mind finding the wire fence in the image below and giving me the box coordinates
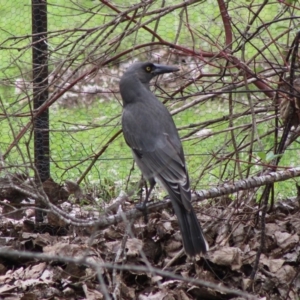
[1,0,300,206]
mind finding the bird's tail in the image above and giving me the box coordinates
[171,199,208,256]
[156,175,208,256]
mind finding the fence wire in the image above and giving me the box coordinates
[1,0,300,203]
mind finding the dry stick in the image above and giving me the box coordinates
[3,72,268,187]
[249,183,270,282]
[241,39,262,179]
[211,200,239,248]
[170,67,281,116]
[175,1,272,100]
[96,266,111,300]
[101,1,215,59]
[101,0,277,105]
[217,0,233,50]
[235,16,300,53]
[101,0,201,46]
[111,0,202,21]
[152,0,165,44]
[229,55,275,99]
[285,126,300,148]
[0,249,256,299]
[250,30,300,281]
[241,0,269,42]
[112,232,129,300]
[2,68,97,160]
[5,166,300,230]
[108,8,139,55]
[3,5,278,159]
[173,6,184,46]
[5,24,215,158]
[180,107,273,139]
[228,92,243,179]
[77,129,122,185]
[276,31,300,163]
[0,98,27,166]
[238,0,285,63]
[2,41,164,160]
[193,167,300,203]
[183,114,275,142]
[162,248,185,270]
[183,5,197,50]
[193,129,273,190]
[245,28,292,66]
[4,3,166,155]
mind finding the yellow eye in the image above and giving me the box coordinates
[145,66,151,72]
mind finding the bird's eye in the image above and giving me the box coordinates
[145,66,152,72]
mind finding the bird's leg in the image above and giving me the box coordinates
[137,176,145,203]
[136,178,156,223]
[144,178,156,206]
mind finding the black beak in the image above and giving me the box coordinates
[152,64,180,75]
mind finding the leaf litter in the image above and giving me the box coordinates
[0,177,300,299]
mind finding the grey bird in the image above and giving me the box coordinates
[120,61,208,256]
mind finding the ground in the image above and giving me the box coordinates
[0,178,300,299]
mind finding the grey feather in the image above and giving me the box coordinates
[120,62,208,256]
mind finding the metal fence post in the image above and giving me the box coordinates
[32,0,49,222]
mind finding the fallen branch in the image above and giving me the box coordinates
[3,166,300,229]
[0,248,256,299]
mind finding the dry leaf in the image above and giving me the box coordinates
[208,247,243,270]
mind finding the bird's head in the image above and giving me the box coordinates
[123,61,179,84]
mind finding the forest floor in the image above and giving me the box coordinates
[0,177,300,300]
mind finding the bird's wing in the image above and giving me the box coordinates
[123,107,191,209]
[142,134,186,181]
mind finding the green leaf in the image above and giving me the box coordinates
[257,152,266,161]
